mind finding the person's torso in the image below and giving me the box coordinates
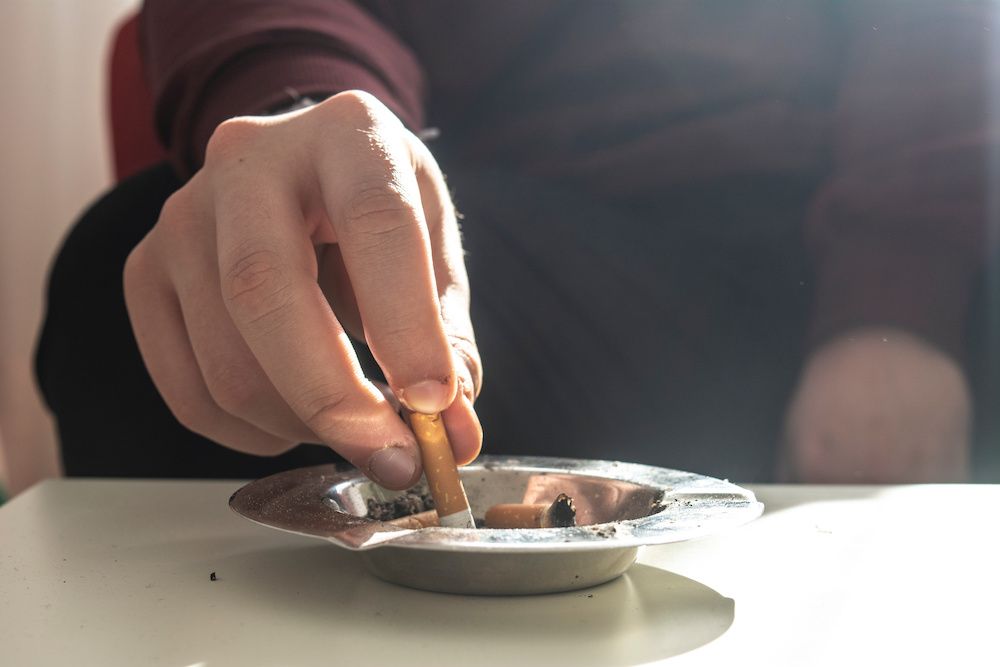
[370,1,842,205]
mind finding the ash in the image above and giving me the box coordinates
[366,490,435,521]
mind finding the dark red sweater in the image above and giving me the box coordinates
[141,0,998,361]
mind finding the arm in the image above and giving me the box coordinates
[141,0,426,174]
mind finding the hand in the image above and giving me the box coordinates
[123,91,482,489]
[781,328,970,483]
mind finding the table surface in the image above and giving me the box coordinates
[1,480,997,667]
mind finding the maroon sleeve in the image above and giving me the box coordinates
[140,0,426,175]
[806,2,997,361]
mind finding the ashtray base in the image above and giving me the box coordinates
[362,545,639,595]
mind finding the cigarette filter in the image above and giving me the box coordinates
[484,493,577,529]
[407,412,476,529]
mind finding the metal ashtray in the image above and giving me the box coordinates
[230,455,763,595]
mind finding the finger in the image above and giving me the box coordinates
[316,243,364,342]
[440,334,483,466]
[211,158,421,489]
[318,234,482,462]
[174,268,321,444]
[123,237,295,455]
[443,388,483,466]
[313,94,457,415]
[318,236,482,461]
[156,197,320,444]
[316,224,483,462]
[410,137,484,463]
[410,135,483,399]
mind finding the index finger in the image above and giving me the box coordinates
[313,94,457,415]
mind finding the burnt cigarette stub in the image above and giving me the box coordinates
[407,412,475,529]
[546,493,577,527]
[484,493,577,529]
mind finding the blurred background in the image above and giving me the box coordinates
[0,0,138,496]
[2,2,997,495]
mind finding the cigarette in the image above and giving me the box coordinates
[385,510,440,529]
[484,493,577,529]
[407,412,476,529]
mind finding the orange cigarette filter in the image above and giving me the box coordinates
[485,504,546,529]
[484,494,577,529]
[407,412,476,529]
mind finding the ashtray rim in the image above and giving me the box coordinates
[230,455,764,554]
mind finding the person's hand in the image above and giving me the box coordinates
[781,327,970,483]
[123,91,482,489]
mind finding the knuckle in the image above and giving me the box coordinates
[367,320,423,353]
[166,396,214,436]
[122,242,148,287]
[406,128,434,159]
[343,183,415,225]
[221,247,296,332]
[295,385,354,439]
[340,184,419,246]
[155,190,200,241]
[204,363,261,416]
[326,90,383,126]
[205,116,264,165]
[158,189,191,221]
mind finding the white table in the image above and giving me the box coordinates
[1,480,997,666]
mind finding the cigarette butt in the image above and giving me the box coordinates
[485,494,577,529]
[485,504,546,528]
[407,412,476,529]
[385,510,440,529]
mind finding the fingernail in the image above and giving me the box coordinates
[368,446,418,489]
[398,379,452,414]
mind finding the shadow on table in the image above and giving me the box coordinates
[209,544,734,665]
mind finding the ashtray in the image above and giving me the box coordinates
[229,455,763,595]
